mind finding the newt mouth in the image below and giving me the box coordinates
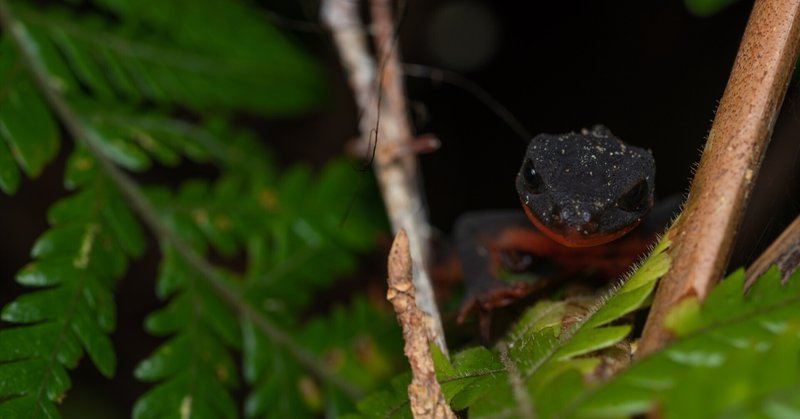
[522,204,640,247]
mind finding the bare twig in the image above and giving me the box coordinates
[321,0,448,355]
[0,0,363,400]
[745,214,800,288]
[387,230,455,419]
[638,0,800,356]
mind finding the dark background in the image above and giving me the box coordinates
[275,0,800,264]
[2,0,800,416]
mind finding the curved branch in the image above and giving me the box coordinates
[638,0,800,356]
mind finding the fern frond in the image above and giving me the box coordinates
[132,246,240,419]
[428,238,672,416]
[0,0,321,196]
[353,373,414,419]
[0,36,59,193]
[353,237,673,418]
[130,174,253,418]
[128,157,388,417]
[243,160,387,311]
[82,111,276,172]
[563,267,800,418]
[16,0,323,114]
[400,250,800,419]
[1,0,387,416]
[0,0,323,196]
[244,297,403,418]
[0,170,142,417]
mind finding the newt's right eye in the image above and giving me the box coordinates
[522,159,544,194]
[617,180,649,212]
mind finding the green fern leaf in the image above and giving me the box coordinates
[244,297,403,418]
[0,36,59,191]
[351,237,673,418]
[133,157,291,418]
[354,373,414,419]
[0,163,140,416]
[424,237,671,417]
[0,130,21,194]
[352,237,664,418]
[239,163,387,409]
[565,267,800,419]
[2,2,384,417]
[1,0,325,195]
[361,241,800,418]
[133,247,240,419]
[17,0,324,115]
[244,160,387,314]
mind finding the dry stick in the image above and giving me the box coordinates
[745,214,800,288]
[387,230,455,419]
[0,0,363,401]
[321,0,448,355]
[638,0,800,357]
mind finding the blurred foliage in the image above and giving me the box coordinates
[0,0,402,417]
[351,237,673,418]
[354,242,800,418]
[0,172,142,417]
[569,267,800,418]
[684,0,743,16]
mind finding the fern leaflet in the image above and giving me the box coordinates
[564,267,800,418]
[0,172,143,417]
[132,246,241,419]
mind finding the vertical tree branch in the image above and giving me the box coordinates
[638,0,800,356]
[387,230,455,419]
[321,0,448,355]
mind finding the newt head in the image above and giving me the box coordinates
[516,125,655,248]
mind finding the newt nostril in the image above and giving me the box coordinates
[558,208,573,224]
[558,207,598,234]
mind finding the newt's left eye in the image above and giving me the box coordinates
[618,180,649,212]
[522,159,544,194]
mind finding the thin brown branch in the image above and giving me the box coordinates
[387,230,455,419]
[745,214,800,288]
[321,0,448,355]
[0,0,363,400]
[638,0,800,356]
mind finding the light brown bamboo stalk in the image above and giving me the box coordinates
[321,0,448,355]
[638,0,800,356]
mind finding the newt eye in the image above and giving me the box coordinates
[521,159,544,194]
[618,180,649,212]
